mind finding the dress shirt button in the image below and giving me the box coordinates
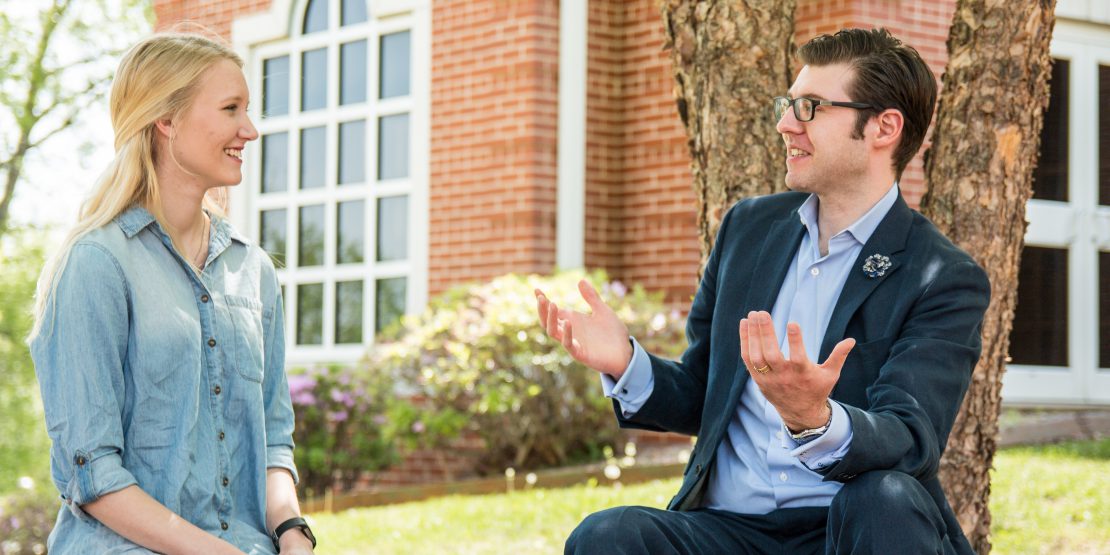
[218,431,225,440]
[208,338,217,347]
[222,477,229,487]
[810,267,820,276]
[780,472,788,482]
[200,294,209,303]
[213,385,221,395]
[221,521,229,531]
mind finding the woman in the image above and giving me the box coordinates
[30,33,314,554]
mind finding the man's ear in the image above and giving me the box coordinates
[153,117,174,139]
[872,109,903,148]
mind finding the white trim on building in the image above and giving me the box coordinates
[557,0,587,270]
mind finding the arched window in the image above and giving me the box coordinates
[237,0,427,364]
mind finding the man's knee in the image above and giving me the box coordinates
[831,470,934,519]
[828,470,946,552]
[564,506,663,555]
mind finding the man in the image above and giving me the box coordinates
[535,28,990,554]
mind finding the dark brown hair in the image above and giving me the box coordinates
[798,28,937,180]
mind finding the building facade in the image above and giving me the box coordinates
[152,0,1110,406]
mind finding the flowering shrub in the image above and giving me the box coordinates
[288,365,455,496]
[371,269,687,473]
[0,485,56,555]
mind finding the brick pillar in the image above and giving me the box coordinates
[428,0,561,296]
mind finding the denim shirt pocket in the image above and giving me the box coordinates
[225,295,265,383]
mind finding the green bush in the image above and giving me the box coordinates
[288,365,458,497]
[371,270,687,474]
[0,230,51,492]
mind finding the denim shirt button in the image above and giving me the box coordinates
[221,521,229,531]
[75,455,86,466]
[207,338,216,347]
[218,431,225,440]
[200,294,209,303]
[222,476,229,487]
[213,385,221,395]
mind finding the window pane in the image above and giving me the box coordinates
[380,31,411,99]
[300,126,326,189]
[302,0,327,34]
[342,0,368,26]
[1032,59,1068,202]
[301,48,327,111]
[299,204,325,267]
[262,132,288,193]
[1101,252,1110,367]
[339,120,365,185]
[336,280,364,344]
[260,209,287,266]
[1009,246,1068,366]
[337,200,365,264]
[377,195,408,261]
[1100,65,1110,206]
[378,113,409,180]
[297,283,324,345]
[263,56,289,118]
[341,40,367,105]
[376,277,406,334]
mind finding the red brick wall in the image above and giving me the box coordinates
[584,1,700,306]
[153,0,272,36]
[428,0,561,296]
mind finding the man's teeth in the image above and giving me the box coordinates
[224,148,242,159]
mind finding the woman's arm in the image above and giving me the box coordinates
[83,486,243,554]
[266,469,313,553]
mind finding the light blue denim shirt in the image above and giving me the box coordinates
[605,183,900,514]
[31,205,297,554]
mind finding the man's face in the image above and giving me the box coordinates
[775,63,870,194]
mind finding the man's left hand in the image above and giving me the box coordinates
[739,311,855,432]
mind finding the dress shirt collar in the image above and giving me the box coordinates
[796,182,900,248]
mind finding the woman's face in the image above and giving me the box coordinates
[168,59,258,188]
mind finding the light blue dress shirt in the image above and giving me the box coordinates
[31,205,297,554]
[603,184,900,514]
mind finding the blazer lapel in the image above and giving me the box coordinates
[819,195,914,361]
[722,213,806,412]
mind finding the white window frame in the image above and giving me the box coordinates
[230,0,430,366]
[1003,19,1110,406]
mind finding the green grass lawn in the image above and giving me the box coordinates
[307,438,1110,555]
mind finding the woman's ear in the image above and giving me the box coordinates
[153,117,174,139]
[873,109,903,148]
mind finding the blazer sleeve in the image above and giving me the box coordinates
[822,258,991,483]
[613,201,742,436]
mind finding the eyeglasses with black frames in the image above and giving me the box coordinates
[772,96,875,122]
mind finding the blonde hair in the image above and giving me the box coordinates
[30,32,242,340]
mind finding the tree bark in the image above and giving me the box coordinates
[921,1,1056,552]
[660,0,795,272]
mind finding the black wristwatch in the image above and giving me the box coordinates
[271,516,316,552]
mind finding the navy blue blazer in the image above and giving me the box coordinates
[617,192,990,552]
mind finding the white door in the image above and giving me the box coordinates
[1002,22,1110,406]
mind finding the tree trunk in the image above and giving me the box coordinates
[921,1,1056,552]
[660,0,795,272]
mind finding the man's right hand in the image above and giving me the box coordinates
[535,279,633,379]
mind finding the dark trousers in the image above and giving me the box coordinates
[565,471,954,555]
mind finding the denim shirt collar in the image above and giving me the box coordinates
[116,204,249,257]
